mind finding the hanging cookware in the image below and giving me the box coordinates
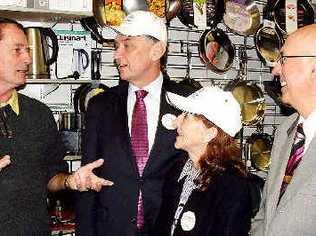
[225,47,266,125]
[273,0,314,35]
[177,0,224,28]
[254,0,283,66]
[254,20,283,66]
[73,83,109,114]
[248,132,273,171]
[199,28,235,74]
[26,27,59,79]
[223,0,261,36]
[165,0,183,21]
[80,0,127,44]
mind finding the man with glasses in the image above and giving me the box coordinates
[76,10,195,236]
[251,23,316,236]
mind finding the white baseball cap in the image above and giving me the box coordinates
[166,86,242,137]
[111,10,167,43]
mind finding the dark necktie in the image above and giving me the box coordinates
[279,123,305,201]
[131,90,149,229]
[0,105,13,139]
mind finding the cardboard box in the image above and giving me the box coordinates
[52,29,92,80]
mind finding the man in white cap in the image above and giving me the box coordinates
[76,10,196,235]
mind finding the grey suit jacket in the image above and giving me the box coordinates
[251,113,316,236]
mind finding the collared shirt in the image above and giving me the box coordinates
[0,90,19,115]
[171,159,201,236]
[301,109,316,153]
[127,74,163,152]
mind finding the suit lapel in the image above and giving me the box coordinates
[278,136,316,209]
[143,81,181,175]
[117,85,139,176]
[266,115,299,219]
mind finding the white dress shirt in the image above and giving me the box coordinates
[127,73,163,153]
[301,109,316,153]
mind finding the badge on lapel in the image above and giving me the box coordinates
[181,211,196,231]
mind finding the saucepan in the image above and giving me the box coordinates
[199,28,235,74]
[223,0,261,36]
[247,132,273,171]
[177,0,224,28]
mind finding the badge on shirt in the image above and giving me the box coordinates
[181,211,196,231]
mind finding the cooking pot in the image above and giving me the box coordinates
[273,0,314,35]
[223,0,261,36]
[248,132,273,171]
[199,28,235,74]
[177,0,224,28]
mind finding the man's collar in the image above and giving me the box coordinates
[0,90,19,115]
[129,73,163,98]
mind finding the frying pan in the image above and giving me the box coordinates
[223,0,261,36]
[199,28,235,74]
[177,0,224,28]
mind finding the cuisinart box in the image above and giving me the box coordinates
[53,29,92,80]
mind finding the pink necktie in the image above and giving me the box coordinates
[131,90,149,229]
[279,123,305,201]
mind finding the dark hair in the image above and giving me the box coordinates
[195,114,247,191]
[144,34,168,71]
[0,17,25,40]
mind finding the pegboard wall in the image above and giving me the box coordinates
[20,0,299,174]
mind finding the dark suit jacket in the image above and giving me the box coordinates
[76,76,195,236]
[153,159,252,236]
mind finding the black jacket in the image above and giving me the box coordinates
[153,159,253,236]
[76,76,196,236]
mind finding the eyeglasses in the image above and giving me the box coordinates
[277,54,316,66]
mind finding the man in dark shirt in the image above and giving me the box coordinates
[0,17,111,235]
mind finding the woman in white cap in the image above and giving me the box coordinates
[153,86,252,236]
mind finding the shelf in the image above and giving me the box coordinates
[26,79,95,84]
[0,6,92,22]
[64,155,81,161]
